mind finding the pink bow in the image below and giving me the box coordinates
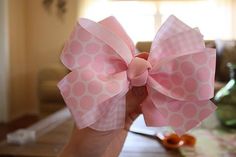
[58,15,216,135]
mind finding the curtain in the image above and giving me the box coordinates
[77,0,236,40]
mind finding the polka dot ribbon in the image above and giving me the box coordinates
[58,15,216,135]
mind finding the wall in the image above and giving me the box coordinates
[25,0,78,117]
[232,0,236,39]
[2,0,78,121]
[8,0,28,120]
[0,0,9,122]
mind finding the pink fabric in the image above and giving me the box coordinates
[58,15,216,135]
[127,56,152,86]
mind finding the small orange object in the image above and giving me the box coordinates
[180,134,196,147]
[130,129,196,150]
[162,133,183,149]
[160,133,196,149]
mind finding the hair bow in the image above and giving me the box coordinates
[58,15,216,135]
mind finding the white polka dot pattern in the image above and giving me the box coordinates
[144,87,216,135]
[61,24,126,73]
[58,69,129,129]
[58,15,217,134]
[149,49,216,101]
[58,20,130,130]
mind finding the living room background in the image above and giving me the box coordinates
[1,0,236,123]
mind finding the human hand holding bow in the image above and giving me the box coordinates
[59,86,147,157]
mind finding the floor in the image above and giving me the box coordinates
[0,115,39,141]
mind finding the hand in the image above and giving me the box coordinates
[125,86,148,129]
[59,86,148,157]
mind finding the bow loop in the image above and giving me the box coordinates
[149,48,216,101]
[58,69,129,129]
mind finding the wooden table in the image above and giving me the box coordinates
[0,118,72,157]
[0,109,235,157]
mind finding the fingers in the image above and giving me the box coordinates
[132,86,148,101]
[125,86,148,128]
[126,87,146,113]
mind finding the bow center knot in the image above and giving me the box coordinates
[127,52,152,86]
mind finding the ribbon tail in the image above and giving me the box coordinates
[171,100,216,135]
[90,90,127,131]
[141,96,168,126]
[147,86,216,135]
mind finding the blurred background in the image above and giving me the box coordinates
[0,0,236,127]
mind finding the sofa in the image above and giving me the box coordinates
[38,40,236,115]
